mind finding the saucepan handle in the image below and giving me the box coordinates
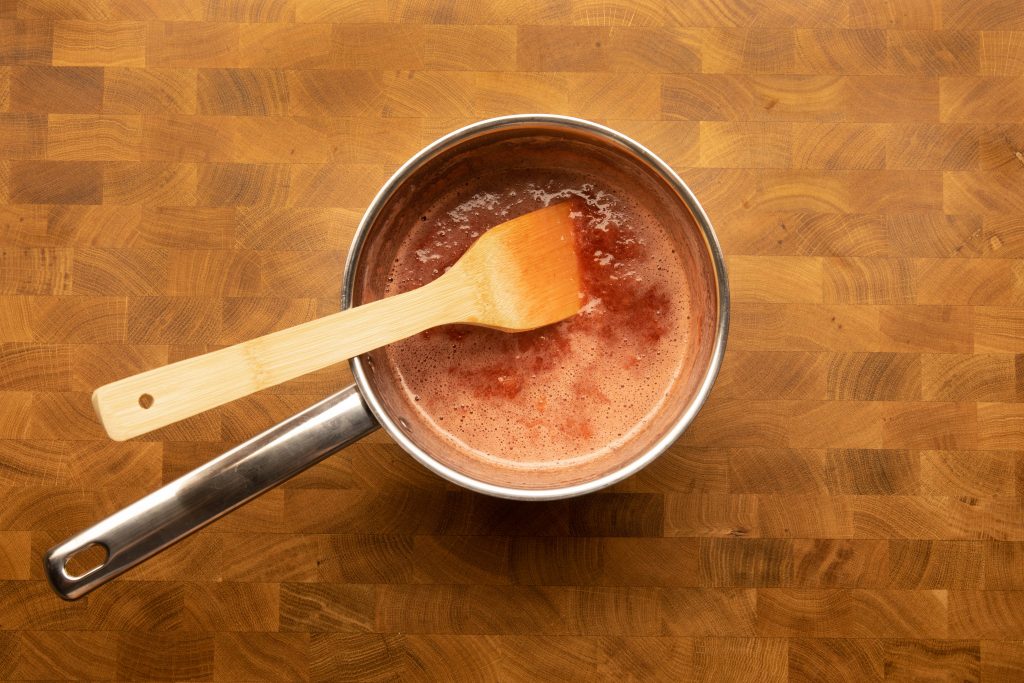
[44,384,378,600]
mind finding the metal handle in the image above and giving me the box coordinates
[44,384,378,600]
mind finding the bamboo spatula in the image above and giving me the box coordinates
[92,202,583,441]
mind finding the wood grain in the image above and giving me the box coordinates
[3,1,1023,679]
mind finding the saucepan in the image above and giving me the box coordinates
[44,115,729,599]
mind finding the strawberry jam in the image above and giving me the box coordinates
[382,169,696,470]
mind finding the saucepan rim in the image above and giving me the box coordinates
[342,114,729,500]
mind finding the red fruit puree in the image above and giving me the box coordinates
[382,168,696,472]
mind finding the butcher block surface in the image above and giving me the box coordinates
[2,0,1024,679]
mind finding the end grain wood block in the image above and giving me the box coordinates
[226,117,332,164]
[667,0,840,28]
[943,0,1024,31]
[235,206,357,251]
[136,206,233,249]
[714,351,827,399]
[197,163,289,206]
[981,30,1024,75]
[215,632,310,681]
[9,66,103,113]
[978,124,1024,170]
[30,296,126,343]
[197,68,289,116]
[624,446,730,494]
[0,532,31,579]
[219,297,320,343]
[824,257,916,304]
[663,74,846,122]
[719,213,889,257]
[886,30,978,75]
[0,297,34,341]
[791,539,889,588]
[950,591,1024,639]
[0,342,72,391]
[205,0,294,22]
[0,69,11,113]
[792,123,886,170]
[0,113,46,159]
[427,26,518,71]
[887,213,983,258]
[317,534,414,584]
[664,494,759,538]
[850,495,987,539]
[788,638,885,681]
[0,20,53,66]
[147,21,240,68]
[758,494,856,538]
[920,450,1017,497]
[728,256,823,303]
[4,631,119,680]
[2,6,1023,680]
[879,305,973,353]
[888,540,984,588]
[728,303,880,352]
[727,448,827,494]
[166,249,262,297]
[414,535,506,585]
[942,76,1024,122]
[9,161,102,204]
[826,352,922,400]
[237,23,333,68]
[755,588,948,638]
[331,24,425,70]
[921,354,1019,401]
[883,640,981,682]
[824,449,920,494]
[47,114,142,161]
[103,67,198,114]
[472,71,570,116]
[72,247,168,296]
[796,29,887,74]
[882,401,978,450]
[383,70,474,118]
[984,640,1024,681]
[116,632,214,681]
[700,121,791,168]
[693,637,788,683]
[140,114,233,162]
[0,391,33,438]
[103,162,197,204]
[510,537,698,587]
[311,633,407,681]
[0,485,148,532]
[182,582,280,632]
[885,123,978,170]
[0,248,73,295]
[51,21,146,66]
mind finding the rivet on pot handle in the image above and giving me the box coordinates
[44,385,378,600]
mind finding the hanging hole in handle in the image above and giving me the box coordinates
[139,394,154,409]
[63,542,109,579]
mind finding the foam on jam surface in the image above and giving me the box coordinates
[383,170,693,470]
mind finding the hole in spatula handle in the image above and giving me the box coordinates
[138,393,153,409]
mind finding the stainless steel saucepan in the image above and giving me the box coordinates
[44,115,729,599]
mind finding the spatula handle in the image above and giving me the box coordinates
[93,274,474,441]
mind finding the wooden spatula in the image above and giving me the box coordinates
[93,202,583,441]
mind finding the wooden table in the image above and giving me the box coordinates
[2,0,1024,679]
